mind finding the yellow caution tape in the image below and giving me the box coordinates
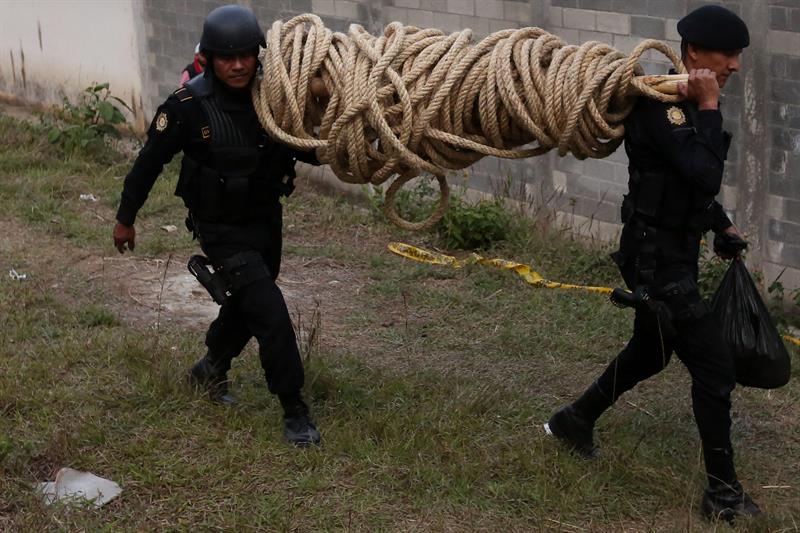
[783,334,800,347]
[388,242,800,347]
[388,242,612,295]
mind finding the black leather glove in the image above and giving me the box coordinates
[713,232,748,259]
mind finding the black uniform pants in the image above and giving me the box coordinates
[194,207,304,396]
[596,307,735,452]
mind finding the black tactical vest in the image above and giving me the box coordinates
[174,75,295,223]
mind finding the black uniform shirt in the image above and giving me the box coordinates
[116,77,318,226]
[622,93,733,234]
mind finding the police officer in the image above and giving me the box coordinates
[545,5,761,523]
[113,5,322,446]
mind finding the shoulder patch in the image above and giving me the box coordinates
[667,106,687,126]
[155,111,169,132]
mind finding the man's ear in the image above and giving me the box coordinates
[686,42,700,63]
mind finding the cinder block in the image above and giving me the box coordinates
[769,219,800,246]
[770,6,788,31]
[788,56,800,81]
[596,12,630,34]
[631,15,665,39]
[420,0,447,10]
[613,34,641,54]
[614,161,630,182]
[553,27,580,44]
[611,0,647,15]
[334,0,360,20]
[475,0,503,19]
[579,0,612,11]
[768,30,800,57]
[503,0,531,24]
[771,149,788,174]
[460,15,490,36]
[433,11,462,32]
[553,169,568,191]
[567,194,619,222]
[665,18,680,41]
[551,0,578,7]
[394,0,421,8]
[548,6,563,27]
[771,103,800,129]
[407,9,435,27]
[584,158,617,181]
[773,79,800,105]
[579,30,612,45]
[446,0,474,16]
[770,171,800,198]
[384,6,408,23]
[320,15,350,32]
[647,0,685,19]
[489,18,517,33]
[312,0,337,16]
[791,7,800,32]
[292,0,312,12]
[563,8,596,31]
[781,196,800,224]
[787,152,800,178]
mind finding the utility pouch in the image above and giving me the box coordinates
[187,255,230,305]
[656,278,710,321]
[219,250,270,291]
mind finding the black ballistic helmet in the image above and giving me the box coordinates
[200,4,266,54]
[677,5,750,51]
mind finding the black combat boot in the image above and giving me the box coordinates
[279,393,321,447]
[187,354,235,405]
[544,381,612,459]
[701,481,761,523]
[700,447,761,523]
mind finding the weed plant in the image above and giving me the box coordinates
[39,83,132,159]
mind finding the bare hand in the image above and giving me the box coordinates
[676,68,720,110]
[113,222,136,254]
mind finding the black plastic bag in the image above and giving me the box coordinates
[711,258,791,389]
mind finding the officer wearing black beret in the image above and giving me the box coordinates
[546,5,762,523]
[113,5,324,446]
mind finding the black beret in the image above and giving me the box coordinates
[677,5,750,50]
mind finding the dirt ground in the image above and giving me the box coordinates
[0,208,380,359]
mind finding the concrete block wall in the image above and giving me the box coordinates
[136,0,800,287]
[765,0,800,288]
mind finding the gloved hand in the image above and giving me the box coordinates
[713,231,748,260]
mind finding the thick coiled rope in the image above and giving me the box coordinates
[252,14,685,230]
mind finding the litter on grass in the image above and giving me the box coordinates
[9,269,27,280]
[38,468,122,508]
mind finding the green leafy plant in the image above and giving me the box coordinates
[697,242,729,299]
[436,195,512,250]
[365,179,439,224]
[41,82,131,154]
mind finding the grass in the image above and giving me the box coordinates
[1,111,799,531]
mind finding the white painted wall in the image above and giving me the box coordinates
[0,0,146,127]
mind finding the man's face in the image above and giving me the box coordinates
[212,51,257,89]
[686,44,742,88]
